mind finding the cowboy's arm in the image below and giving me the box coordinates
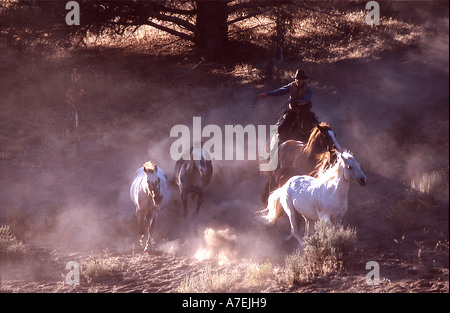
[260,83,292,98]
[266,83,292,96]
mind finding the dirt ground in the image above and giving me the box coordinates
[0,6,449,294]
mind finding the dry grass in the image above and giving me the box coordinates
[179,259,275,293]
[242,259,273,288]
[411,168,449,201]
[81,252,115,283]
[229,7,423,63]
[0,224,27,255]
[179,264,237,293]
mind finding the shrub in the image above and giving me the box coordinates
[284,219,357,285]
[0,224,27,255]
[81,257,113,283]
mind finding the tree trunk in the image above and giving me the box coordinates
[195,0,229,60]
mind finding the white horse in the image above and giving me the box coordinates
[130,161,171,252]
[263,151,367,246]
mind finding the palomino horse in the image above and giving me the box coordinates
[130,161,171,252]
[174,146,213,218]
[263,151,367,246]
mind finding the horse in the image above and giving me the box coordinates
[278,122,342,171]
[174,145,213,218]
[260,149,337,207]
[261,122,342,207]
[263,150,367,247]
[277,104,320,144]
[130,161,171,252]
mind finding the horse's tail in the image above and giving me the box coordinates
[263,188,283,225]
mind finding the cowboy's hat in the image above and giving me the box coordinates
[295,69,309,80]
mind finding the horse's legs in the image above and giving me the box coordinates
[303,216,310,238]
[181,190,188,218]
[194,187,203,216]
[307,219,316,237]
[136,209,146,248]
[285,201,304,247]
[331,216,342,227]
[285,211,304,242]
[289,212,304,246]
[144,215,156,253]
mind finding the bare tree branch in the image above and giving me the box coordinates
[227,0,276,13]
[144,20,195,42]
[148,12,197,33]
[228,7,272,25]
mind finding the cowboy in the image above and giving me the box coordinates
[259,69,313,141]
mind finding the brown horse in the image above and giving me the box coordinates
[278,122,341,172]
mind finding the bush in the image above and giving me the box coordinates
[0,224,27,256]
[81,256,113,283]
[284,219,357,285]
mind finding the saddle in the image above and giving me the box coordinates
[277,101,317,144]
[289,100,312,111]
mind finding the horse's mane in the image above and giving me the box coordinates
[317,150,352,181]
[143,160,158,174]
[309,149,334,177]
[191,147,207,161]
[304,122,331,157]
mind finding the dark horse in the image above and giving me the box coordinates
[175,146,213,218]
[277,103,320,144]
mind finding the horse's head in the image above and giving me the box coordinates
[340,152,367,186]
[143,161,163,205]
[312,122,343,153]
[190,147,210,176]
